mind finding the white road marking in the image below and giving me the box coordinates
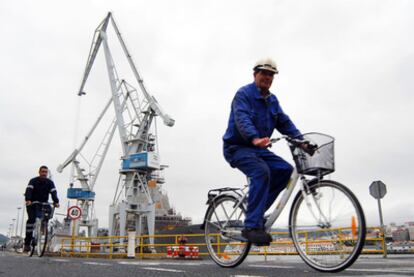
[157,261,203,266]
[142,267,185,273]
[51,258,70,262]
[231,275,267,277]
[347,267,414,273]
[118,261,161,266]
[83,261,111,266]
[249,264,293,269]
[356,259,414,264]
[337,275,412,277]
[118,260,204,266]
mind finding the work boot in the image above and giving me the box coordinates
[241,228,272,246]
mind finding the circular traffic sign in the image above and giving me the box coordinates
[369,181,387,199]
[68,205,82,220]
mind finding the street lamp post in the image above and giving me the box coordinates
[11,219,16,237]
[8,224,13,238]
[16,207,21,237]
[20,205,25,237]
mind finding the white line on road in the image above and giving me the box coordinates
[51,258,70,262]
[249,264,294,269]
[336,275,413,277]
[142,267,185,273]
[356,259,414,264]
[83,261,111,266]
[231,275,267,277]
[347,267,414,273]
[118,261,204,266]
[157,261,203,266]
[118,261,161,266]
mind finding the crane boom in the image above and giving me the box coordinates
[78,13,111,96]
[110,14,175,127]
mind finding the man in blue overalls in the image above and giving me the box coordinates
[223,58,302,244]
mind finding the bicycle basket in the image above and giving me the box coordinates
[290,132,335,176]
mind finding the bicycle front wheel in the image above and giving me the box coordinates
[289,180,366,272]
[36,220,48,257]
[204,195,251,268]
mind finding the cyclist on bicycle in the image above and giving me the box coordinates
[223,58,302,244]
[23,165,59,252]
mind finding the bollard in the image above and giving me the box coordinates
[127,231,136,259]
[172,246,179,258]
[166,246,173,258]
[192,247,199,259]
[184,246,191,258]
[178,245,185,257]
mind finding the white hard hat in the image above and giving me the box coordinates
[253,58,278,74]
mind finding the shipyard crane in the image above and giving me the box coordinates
[57,12,174,244]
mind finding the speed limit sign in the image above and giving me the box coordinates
[68,205,82,220]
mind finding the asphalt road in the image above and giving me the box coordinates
[1,252,414,277]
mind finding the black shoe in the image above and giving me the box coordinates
[23,245,31,253]
[241,228,272,246]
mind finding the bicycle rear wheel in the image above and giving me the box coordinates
[204,195,251,267]
[289,180,366,272]
[36,220,48,257]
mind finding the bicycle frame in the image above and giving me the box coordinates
[217,170,300,237]
[29,202,54,257]
[264,169,300,231]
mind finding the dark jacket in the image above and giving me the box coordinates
[223,82,301,148]
[25,177,59,204]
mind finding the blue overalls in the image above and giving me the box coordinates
[223,82,301,229]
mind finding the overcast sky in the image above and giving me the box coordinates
[1,0,413,235]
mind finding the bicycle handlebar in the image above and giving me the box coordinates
[30,201,56,206]
[269,135,318,156]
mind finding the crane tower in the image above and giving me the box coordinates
[57,12,174,243]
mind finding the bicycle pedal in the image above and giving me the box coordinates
[255,241,271,246]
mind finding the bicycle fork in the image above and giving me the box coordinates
[300,180,331,229]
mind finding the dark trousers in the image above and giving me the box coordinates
[225,147,293,229]
[24,204,40,246]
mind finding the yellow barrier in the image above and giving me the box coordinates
[59,226,389,258]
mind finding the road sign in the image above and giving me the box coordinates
[68,205,82,220]
[369,180,387,258]
[370,181,387,199]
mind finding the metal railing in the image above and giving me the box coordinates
[59,227,388,258]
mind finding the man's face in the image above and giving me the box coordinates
[254,70,275,92]
[39,168,48,178]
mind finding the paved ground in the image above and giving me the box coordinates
[1,251,414,276]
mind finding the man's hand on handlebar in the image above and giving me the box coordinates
[54,203,60,208]
[300,141,318,156]
[252,137,271,149]
[26,201,32,206]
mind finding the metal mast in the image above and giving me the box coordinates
[57,12,174,244]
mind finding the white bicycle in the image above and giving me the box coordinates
[29,202,55,257]
[202,133,366,272]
